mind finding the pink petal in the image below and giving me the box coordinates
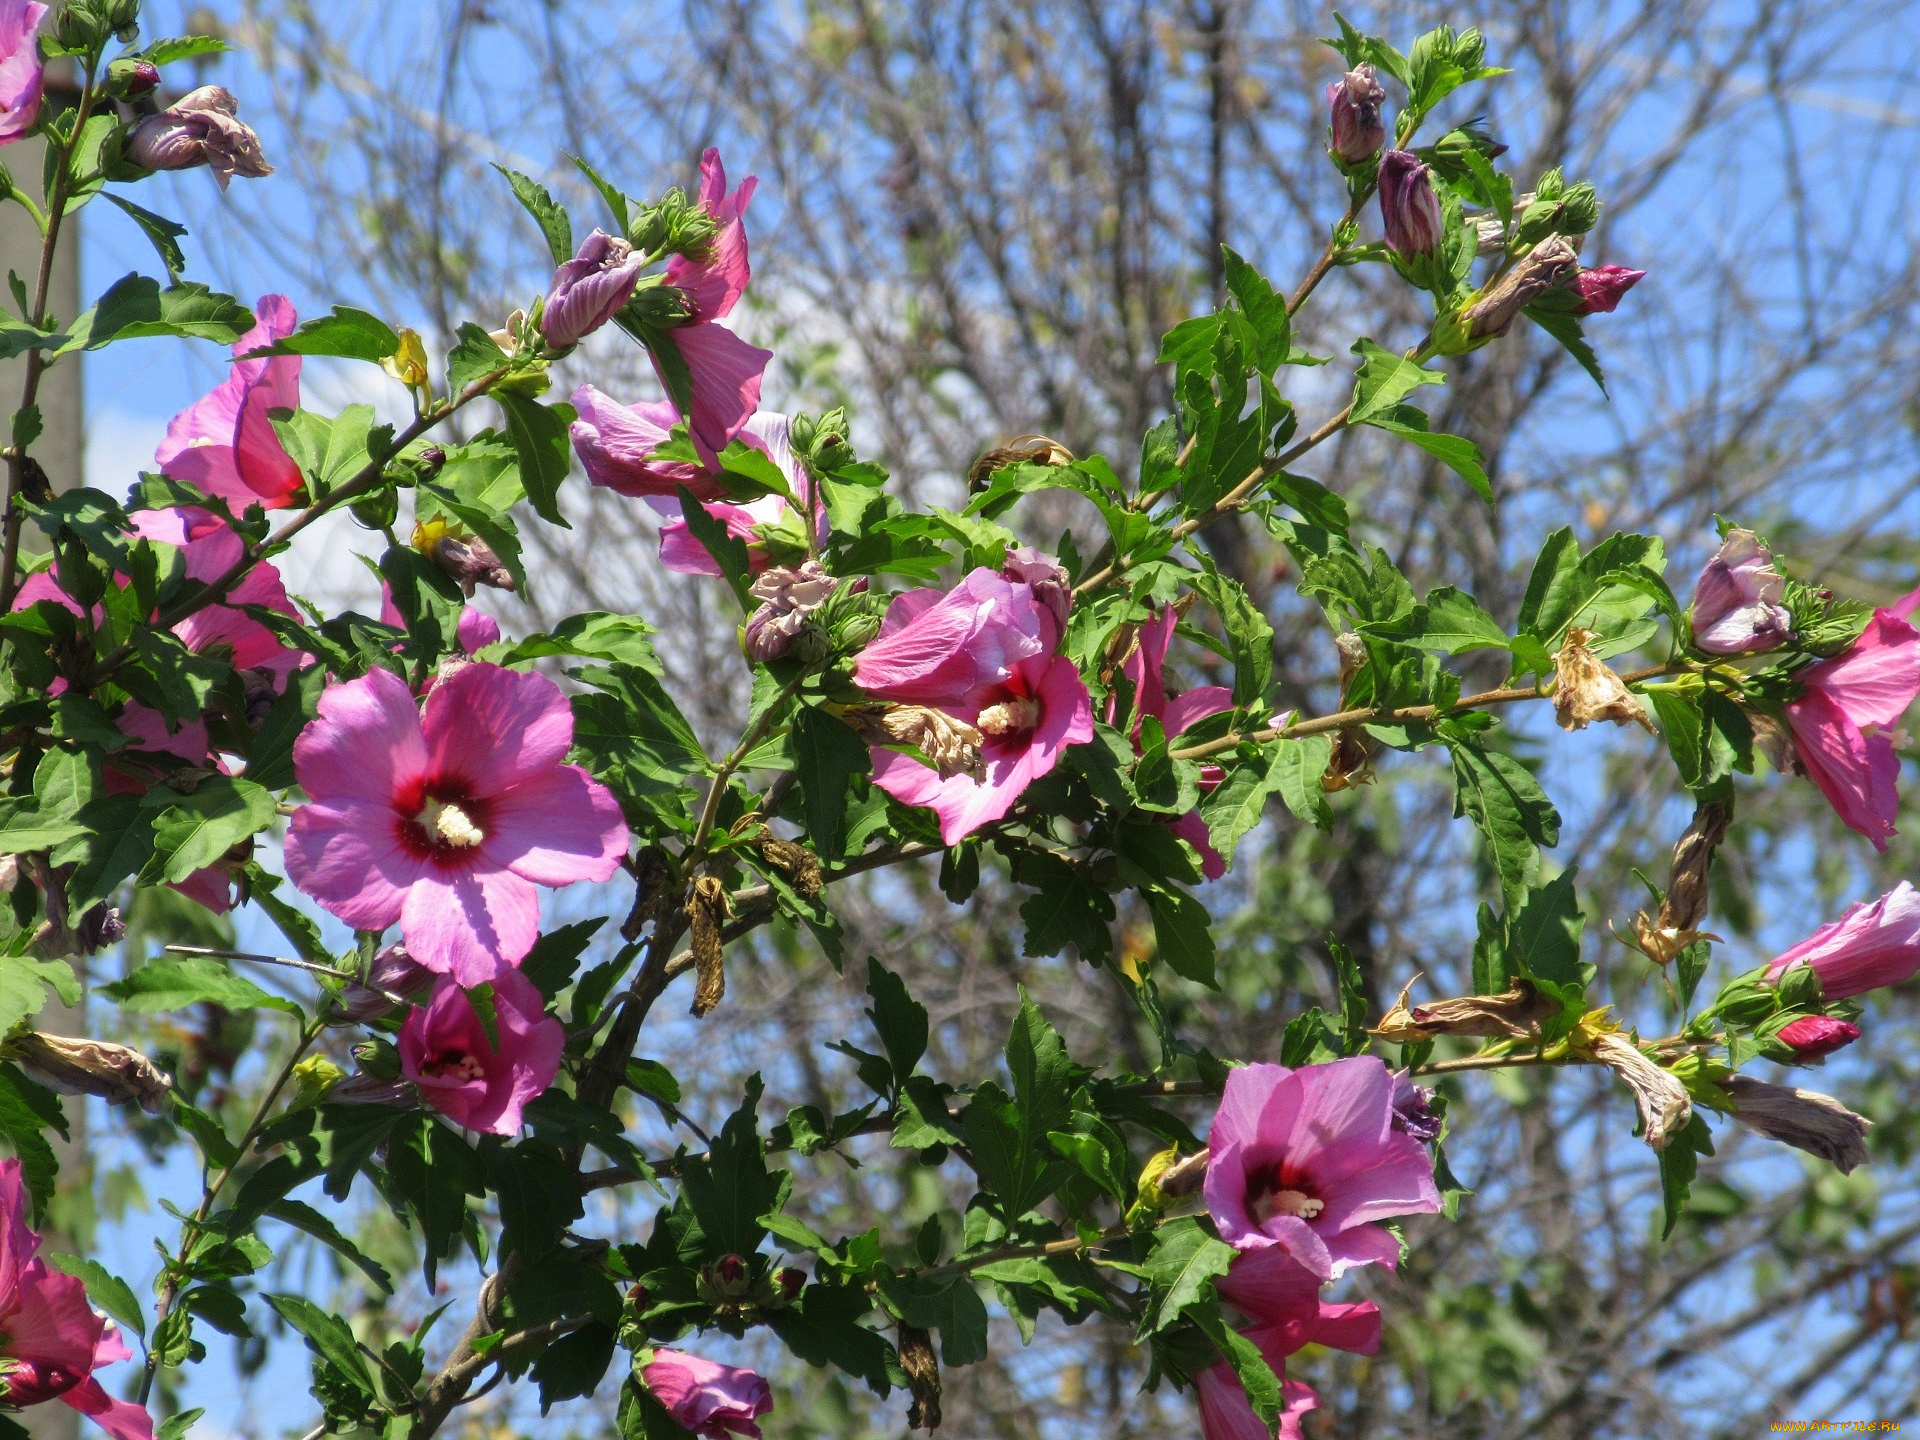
[399,866,540,985]
[1122,607,1177,723]
[420,663,575,799]
[1800,608,1920,729]
[669,321,772,468]
[569,384,725,500]
[485,763,630,887]
[283,800,428,932]
[1164,685,1235,739]
[1214,1245,1322,1323]
[292,665,427,809]
[1209,1064,1295,1160]
[5,1262,105,1391]
[1788,692,1899,850]
[1168,808,1227,881]
[458,607,501,652]
[61,1377,154,1440]
[0,1157,38,1300]
[1321,1223,1404,1276]
[232,354,303,501]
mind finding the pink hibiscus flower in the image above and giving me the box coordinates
[1113,606,1234,879]
[855,558,1092,843]
[284,663,630,986]
[656,149,773,467]
[0,2,48,146]
[1765,881,1920,999]
[128,507,305,686]
[570,389,726,500]
[652,414,822,577]
[155,295,304,510]
[0,1160,151,1440]
[641,1349,772,1439]
[1203,1056,1441,1279]
[398,969,563,1135]
[1784,586,1920,851]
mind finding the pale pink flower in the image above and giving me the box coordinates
[569,388,727,500]
[656,150,773,466]
[0,1160,152,1440]
[1113,606,1233,879]
[1203,1056,1441,1279]
[124,86,270,188]
[1765,882,1920,999]
[641,1349,772,1439]
[1690,529,1791,655]
[156,295,303,509]
[398,969,563,1135]
[1785,586,1920,850]
[0,3,48,145]
[284,663,630,985]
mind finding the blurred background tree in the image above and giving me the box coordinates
[98,1,1920,1434]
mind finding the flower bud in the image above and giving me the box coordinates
[774,1268,806,1305]
[1390,1071,1443,1143]
[328,1076,412,1107]
[10,1033,171,1113]
[743,561,839,663]
[335,944,436,1024]
[381,327,431,393]
[1773,1015,1861,1061]
[1690,528,1790,654]
[1568,264,1644,316]
[125,87,273,190]
[109,59,161,101]
[1325,64,1387,165]
[351,1037,404,1081]
[1556,183,1600,235]
[418,446,447,474]
[1590,1031,1691,1151]
[289,1054,345,1109]
[1460,236,1580,343]
[1553,627,1654,733]
[696,1254,756,1303]
[540,230,647,349]
[1722,1074,1871,1173]
[350,487,400,532]
[73,904,125,954]
[1378,149,1445,259]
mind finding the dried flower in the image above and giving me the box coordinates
[1462,236,1580,340]
[846,706,985,781]
[1590,1031,1690,1151]
[966,434,1073,492]
[9,1033,170,1114]
[1722,1074,1871,1173]
[898,1324,941,1432]
[125,86,272,188]
[1372,981,1564,1043]
[411,518,514,596]
[1628,799,1730,964]
[1553,627,1653,733]
[742,561,838,663]
[688,875,730,1017]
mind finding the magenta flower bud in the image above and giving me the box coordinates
[127,60,159,96]
[776,1267,805,1302]
[1775,1015,1861,1060]
[540,230,647,348]
[1378,149,1445,258]
[125,86,273,189]
[715,1254,748,1290]
[336,944,437,1024]
[1690,529,1791,655]
[1568,264,1644,316]
[1766,883,1920,999]
[1325,64,1387,165]
[641,1350,772,1438]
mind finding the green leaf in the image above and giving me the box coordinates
[874,1273,990,1367]
[145,775,276,883]
[45,1253,145,1339]
[571,662,708,789]
[1525,303,1606,392]
[865,959,927,1084]
[1220,246,1290,373]
[243,305,400,362]
[142,35,232,63]
[61,276,254,351]
[792,707,870,862]
[1507,870,1587,987]
[246,662,324,791]
[387,1113,485,1286]
[1011,850,1114,963]
[1449,742,1560,912]
[1348,338,1445,425]
[1372,586,1509,655]
[1202,750,1275,869]
[0,1067,63,1222]
[1656,1112,1715,1239]
[496,612,660,672]
[1648,689,1705,789]
[1138,1215,1235,1334]
[493,165,573,266]
[101,193,188,277]
[1270,734,1334,830]
[490,1142,586,1259]
[1190,1303,1284,1431]
[265,1200,395,1295]
[497,392,574,527]
[264,1293,376,1392]
[532,1320,617,1412]
[679,1076,785,1257]
[1146,887,1217,987]
[446,324,510,398]
[0,953,77,1035]
[1361,404,1491,502]
[102,957,297,1016]
[1190,568,1273,708]
[961,994,1077,1218]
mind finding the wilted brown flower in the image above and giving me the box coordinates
[688,875,731,1017]
[1722,1074,1872,1173]
[10,1033,171,1113]
[1591,1031,1690,1151]
[1463,235,1581,340]
[899,1324,942,1432]
[1627,798,1731,964]
[1554,627,1654,733]
[966,434,1074,492]
[847,705,984,780]
[1372,980,1565,1043]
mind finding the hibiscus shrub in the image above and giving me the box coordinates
[0,7,1910,1439]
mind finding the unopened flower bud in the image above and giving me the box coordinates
[351,1037,404,1081]
[10,1033,171,1114]
[697,1254,756,1303]
[1689,528,1790,654]
[1568,264,1644,316]
[1462,236,1580,341]
[1773,1015,1861,1061]
[1378,149,1445,258]
[1590,1031,1691,1152]
[743,561,839,663]
[335,944,436,1024]
[1325,64,1387,165]
[328,1076,412,1107]
[540,230,647,349]
[350,487,400,532]
[1553,627,1654,734]
[1722,1074,1871,1173]
[111,59,161,100]
[418,446,447,473]
[775,1268,806,1303]
[289,1054,346,1109]
[125,87,273,190]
